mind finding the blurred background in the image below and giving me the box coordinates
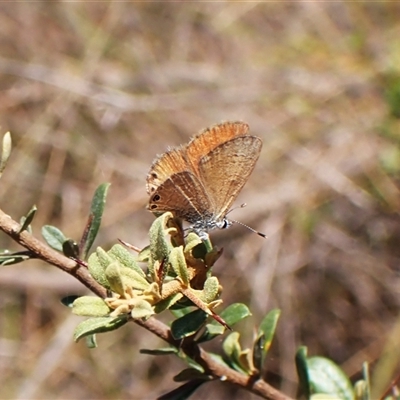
[1,2,400,399]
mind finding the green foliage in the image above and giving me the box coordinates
[254,309,281,371]
[19,205,36,234]
[296,346,355,400]
[42,225,66,252]
[197,303,252,343]
[0,250,31,266]
[171,309,208,340]
[1,179,378,399]
[80,183,110,259]
[41,183,110,260]
[68,210,228,344]
[73,316,129,342]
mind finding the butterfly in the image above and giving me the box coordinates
[146,121,263,239]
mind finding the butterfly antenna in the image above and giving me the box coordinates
[231,219,267,238]
[227,203,247,216]
[227,204,266,238]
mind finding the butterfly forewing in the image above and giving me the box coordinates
[197,136,262,219]
[185,122,250,177]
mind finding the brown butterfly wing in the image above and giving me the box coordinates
[147,171,212,224]
[147,122,249,195]
[197,135,262,219]
[146,148,188,195]
[185,121,250,176]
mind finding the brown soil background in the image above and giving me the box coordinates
[1,3,400,399]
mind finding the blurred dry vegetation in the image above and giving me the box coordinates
[1,2,400,399]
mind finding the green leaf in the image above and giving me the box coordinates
[137,245,150,263]
[0,131,12,178]
[108,244,145,278]
[157,380,207,400]
[222,332,252,374]
[197,276,220,304]
[95,247,114,269]
[296,346,311,399]
[307,356,354,400]
[169,246,189,285]
[0,250,31,266]
[219,303,251,326]
[105,260,150,294]
[171,309,208,340]
[173,368,210,382]
[296,347,354,400]
[130,298,155,320]
[149,212,173,264]
[197,303,251,343]
[73,315,128,342]
[259,309,280,352]
[153,293,183,314]
[104,261,126,296]
[72,296,111,317]
[41,225,67,252]
[19,205,37,233]
[85,334,97,349]
[140,347,178,356]
[170,298,195,311]
[80,183,110,260]
[254,308,281,370]
[252,334,265,373]
[87,251,110,289]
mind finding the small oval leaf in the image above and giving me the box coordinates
[73,315,128,342]
[307,356,354,400]
[42,225,67,252]
[72,296,111,317]
[219,303,251,326]
[171,309,208,340]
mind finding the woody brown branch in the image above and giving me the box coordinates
[0,208,107,298]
